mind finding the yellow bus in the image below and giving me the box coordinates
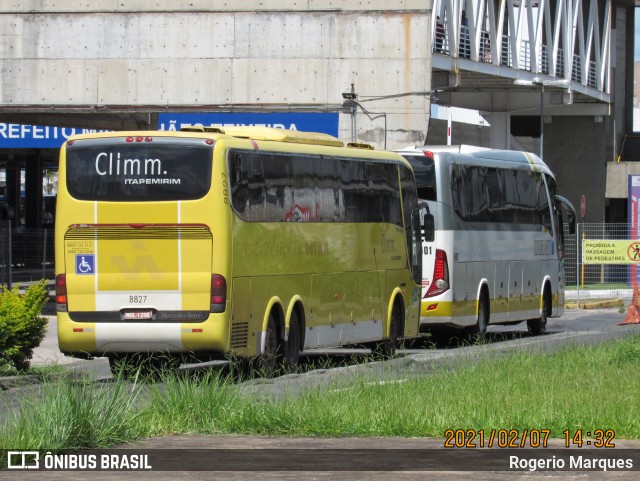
[55,127,429,374]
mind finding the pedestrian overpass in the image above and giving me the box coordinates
[428,0,617,151]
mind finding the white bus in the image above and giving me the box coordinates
[395,145,576,337]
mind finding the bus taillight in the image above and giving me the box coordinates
[55,274,68,312]
[211,274,227,312]
[125,136,153,143]
[425,249,449,298]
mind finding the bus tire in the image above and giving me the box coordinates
[468,293,489,340]
[284,310,301,369]
[108,353,179,380]
[527,291,549,335]
[373,301,401,359]
[107,353,137,379]
[258,313,281,377]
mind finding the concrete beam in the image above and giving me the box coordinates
[0,1,429,13]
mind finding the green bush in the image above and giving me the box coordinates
[0,281,49,371]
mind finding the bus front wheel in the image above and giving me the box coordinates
[468,294,488,340]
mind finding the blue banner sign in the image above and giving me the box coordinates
[158,112,338,137]
[0,124,110,148]
[0,112,339,149]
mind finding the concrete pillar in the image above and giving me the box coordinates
[488,112,509,149]
[544,116,607,223]
[5,158,20,229]
[25,154,42,229]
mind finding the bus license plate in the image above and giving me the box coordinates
[123,310,153,320]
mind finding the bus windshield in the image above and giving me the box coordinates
[403,154,437,201]
[65,137,213,201]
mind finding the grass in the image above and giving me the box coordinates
[1,334,640,454]
[1,372,143,450]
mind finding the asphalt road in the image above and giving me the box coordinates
[2,306,639,480]
[28,305,636,381]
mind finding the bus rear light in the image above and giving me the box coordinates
[425,249,449,298]
[124,136,152,143]
[427,303,438,311]
[55,274,68,311]
[421,150,435,159]
[211,274,227,312]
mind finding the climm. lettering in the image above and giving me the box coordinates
[95,152,163,176]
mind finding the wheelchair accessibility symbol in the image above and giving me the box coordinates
[75,254,95,275]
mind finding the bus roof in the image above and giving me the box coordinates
[396,144,491,154]
[63,126,406,156]
[204,126,345,147]
[396,144,553,174]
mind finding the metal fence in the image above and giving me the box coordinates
[568,223,635,307]
[0,222,54,290]
[0,221,633,307]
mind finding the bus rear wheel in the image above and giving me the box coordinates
[373,303,401,359]
[284,311,301,369]
[107,354,132,378]
[527,292,549,335]
[107,353,180,379]
[257,314,281,377]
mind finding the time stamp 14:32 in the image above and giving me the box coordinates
[443,429,616,448]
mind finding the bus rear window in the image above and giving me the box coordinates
[65,137,213,201]
[402,154,437,201]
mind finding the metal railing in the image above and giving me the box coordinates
[568,223,636,307]
[0,222,54,289]
[0,221,632,308]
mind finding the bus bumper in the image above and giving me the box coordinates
[57,312,228,355]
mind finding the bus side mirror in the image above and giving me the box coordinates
[567,211,576,235]
[422,212,435,242]
[554,195,577,235]
[418,201,435,242]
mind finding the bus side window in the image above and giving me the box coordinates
[229,150,265,219]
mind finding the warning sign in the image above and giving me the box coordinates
[582,240,640,264]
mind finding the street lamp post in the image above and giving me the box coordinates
[514,77,571,161]
[536,80,545,160]
[341,85,435,148]
[341,84,358,143]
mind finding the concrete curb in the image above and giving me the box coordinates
[0,374,41,390]
[565,299,625,310]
